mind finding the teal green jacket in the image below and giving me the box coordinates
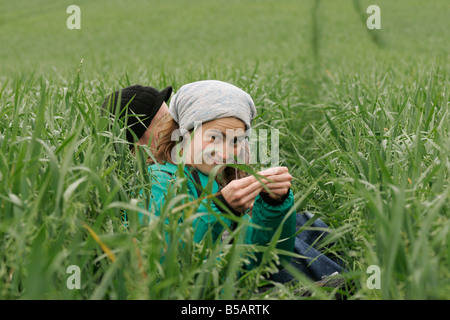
[143,162,296,268]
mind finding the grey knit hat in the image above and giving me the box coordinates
[169,80,256,130]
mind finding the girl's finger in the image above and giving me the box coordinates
[241,185,263,205]
[242,179,265,194]
[258,166,288,176]
[235,175,257,188]
[261,173,292,183]
[264,181,291,190]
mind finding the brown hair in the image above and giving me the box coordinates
[149,115,248,187]
[151,115,179,165]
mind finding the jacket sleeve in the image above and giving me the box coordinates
[138,170,175,224]
[244,189,296,268]
[144,170,231,244]
[189,186,233,244]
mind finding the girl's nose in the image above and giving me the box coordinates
[214,146,234,163]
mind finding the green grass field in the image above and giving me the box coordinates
[0,0,449,300]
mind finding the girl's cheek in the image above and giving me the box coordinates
[189,135,203,164]
[202,140,212,150]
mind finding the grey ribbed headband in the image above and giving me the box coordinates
[169,80,257,131]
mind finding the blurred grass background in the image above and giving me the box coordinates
[1,0,448,77]
[0,0,449,299]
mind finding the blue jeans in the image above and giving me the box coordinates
[271,212,346,283]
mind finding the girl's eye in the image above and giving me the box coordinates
[233,136,244,145]
[209,134,221,142]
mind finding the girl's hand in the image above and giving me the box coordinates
[258,167,292,200]
[220,175,262,213]
[219,166,292,213]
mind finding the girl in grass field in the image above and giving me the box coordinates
[143,80,344,280]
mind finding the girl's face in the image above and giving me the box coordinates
[186,117,246,175]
